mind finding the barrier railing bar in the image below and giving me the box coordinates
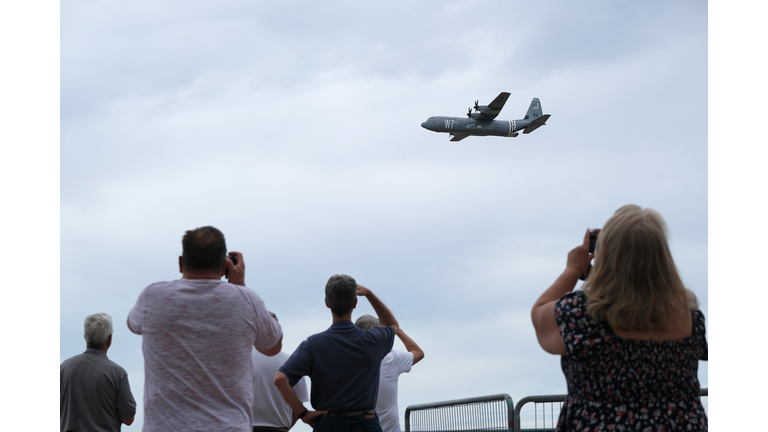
[405,394,514,432]
[406,389,706,432]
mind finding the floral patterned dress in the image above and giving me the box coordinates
[555,290,708,431]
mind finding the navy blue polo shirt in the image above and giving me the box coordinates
[279,321,395,412]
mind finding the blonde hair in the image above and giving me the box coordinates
[583,205,697,331]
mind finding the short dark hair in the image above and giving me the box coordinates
[325,274,357,317]
[181,226,227,270]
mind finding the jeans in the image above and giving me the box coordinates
[312,415,382,432]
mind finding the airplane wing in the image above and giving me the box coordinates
[480,92,511,120]
[450,134,470,142]
[523,114,550,134]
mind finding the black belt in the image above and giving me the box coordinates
[253,427,288,432]
[321,410,376,418]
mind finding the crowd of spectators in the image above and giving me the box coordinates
[61,226,422,432]
[62,207,708,432]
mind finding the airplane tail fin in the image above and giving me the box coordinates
[523,114,550,134]
[524,98,543,120]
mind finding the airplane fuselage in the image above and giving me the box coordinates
[421,116,534,138]
[421,95,549,141]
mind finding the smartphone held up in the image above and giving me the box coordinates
[580,229,600,281]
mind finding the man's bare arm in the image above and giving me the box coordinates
[357,285,399,332]
[121,417,134,426]
[274,372,327,427]
[396,328,424,365]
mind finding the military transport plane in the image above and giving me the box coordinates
[421,92,550,141]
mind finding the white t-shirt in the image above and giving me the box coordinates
[375,350,414,432]
[128,279,282,432]
[251,349,309,428]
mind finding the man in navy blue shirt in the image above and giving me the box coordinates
[275,274,398,432]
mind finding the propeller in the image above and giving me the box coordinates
[467,107,472,118]
[474,100,480,111]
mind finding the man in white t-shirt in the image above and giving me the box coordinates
[355,315,425,432]
[252,312,309,432]
[128,226,283,432]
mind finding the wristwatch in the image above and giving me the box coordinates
[298,408,309,419]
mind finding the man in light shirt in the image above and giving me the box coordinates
[355,314,425,432]
[252,312,309,432]
[128,226,283,432]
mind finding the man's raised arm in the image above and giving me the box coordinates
[357,285,399,332]
[396,328,424,365]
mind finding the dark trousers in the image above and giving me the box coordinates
[313,415,382,432]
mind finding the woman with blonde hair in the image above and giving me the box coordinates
[531,205,707,431]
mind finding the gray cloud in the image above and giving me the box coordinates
[61,1,708,430]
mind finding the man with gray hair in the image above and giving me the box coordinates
[60,313,136,432]
[355,315,425,432]
[275,274,399,432]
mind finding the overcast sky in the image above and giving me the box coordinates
[59,1,709,431]
[6,1,765,431]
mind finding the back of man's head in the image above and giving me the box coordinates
[354,314,380,330]
[325,274,357,317]
[84,313,113,349]
[182,226,227,270]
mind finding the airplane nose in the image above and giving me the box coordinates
[421,121,428,129]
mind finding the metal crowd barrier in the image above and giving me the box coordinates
[405,389,708,432]
[512,388,708,432]
[405,394,514,432]
[512,394,563,432]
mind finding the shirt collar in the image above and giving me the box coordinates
[85,347,107,358]
[330,321,355,329]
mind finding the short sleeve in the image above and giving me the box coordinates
[392,350,413,375]
[279,340,312,387]
[368,326,396,360]
[555,291,608,358]
[693,309,708,361]
[116,367,137,419]
[244,290,283,352]
[127,288,147,334]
